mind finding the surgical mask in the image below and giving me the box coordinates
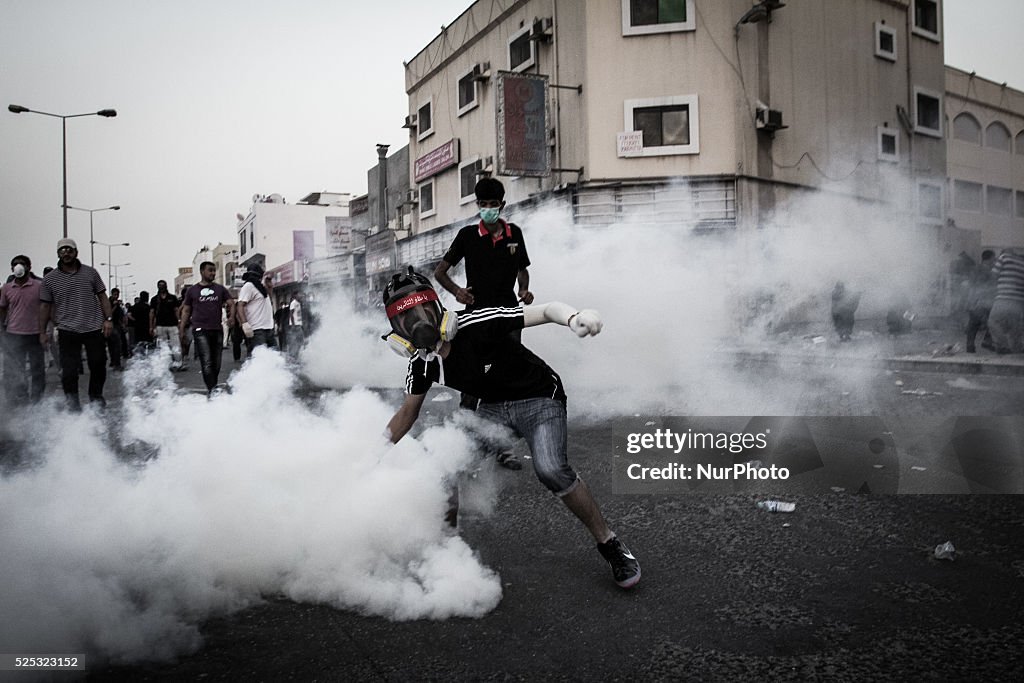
[479,207,501,225]
[12,264,26,278]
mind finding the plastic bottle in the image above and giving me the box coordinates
[756,500,796,513]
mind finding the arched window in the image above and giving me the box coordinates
[1016,130,1024,155]
[985,122,1011,152]
[952,113,981,144]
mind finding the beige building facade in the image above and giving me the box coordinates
[402,0,948,254]
[945,66,1024,251]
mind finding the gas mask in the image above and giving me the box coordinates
[382,268,457,358]
[12,264,27,279]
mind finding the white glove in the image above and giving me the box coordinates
[569,309,602,337]
[241,321,254,338]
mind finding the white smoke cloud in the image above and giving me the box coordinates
[302,185,946,418]
[0,350,501,664]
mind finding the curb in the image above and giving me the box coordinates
[728,349,1024,377]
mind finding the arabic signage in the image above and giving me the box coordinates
[414,138,460,183]
[496,71,550,177]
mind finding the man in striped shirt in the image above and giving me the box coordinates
[39,238,114,410]
[987,249,1024,354]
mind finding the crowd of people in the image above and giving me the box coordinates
[0,240,310,408]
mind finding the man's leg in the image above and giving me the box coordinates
[57,330,82,407]
[84,331,107,402]
[209,331,223,386]
[24,335,46,402]
[194,331,218,391]
[2,334,28,402]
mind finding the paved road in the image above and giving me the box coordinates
[3,348,1022,681]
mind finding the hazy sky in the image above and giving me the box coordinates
[1,0,1021,292]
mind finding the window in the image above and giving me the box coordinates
[985,122,1011,152]
[953,180,983,212]
[918,182,942,222]
[913,87,942,137]
[874,22,897,61]
[458,157,483,204]
[249,228,254,249]
[623,95,700,156]
[1017,131,1024,155]
[877,126,899,162]
[419,181,435,218]
[456,67,479,116]
[622,0,695,35]
[240,232,246,256]
[508,24,535,72]
[952,113,981,144]
[1016,191,1024,219]
[417,99,433,142]
[987,185,1012,216]
[912,0,940,41]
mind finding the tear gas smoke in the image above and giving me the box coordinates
[0,350,501,664]
[305,184,946,417]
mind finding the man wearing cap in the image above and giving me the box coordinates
[0,255,46,403]
[39,239,114,410]
[236,262,277,355]
[382,269,641,590]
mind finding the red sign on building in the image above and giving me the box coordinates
[414,138,460,183]
[496,71,550,177]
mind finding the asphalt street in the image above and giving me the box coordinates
[3,342,1023,681]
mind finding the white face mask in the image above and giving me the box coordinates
[12,264,26,278]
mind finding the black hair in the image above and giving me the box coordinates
[200,261,215,270]
[474,177,505,201]
[982,250,995,260]
[11,255,30,268]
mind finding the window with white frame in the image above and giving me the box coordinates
[622,0,695,36]
[417,99,433,142]
[624,95,699,156]
[952,113,981,144]
[457,68,479,116]
[418,181,435,218]
[877,126,899,162]
[874,22,897,61]
[987,185,1012,216]
[1016,191,1024,219]
[913,87,942,137]
[912,0,940,41]
[459,158,483,204]
[918,182,942,222]
[985,122,1011,152]
[508,25,535,72]
[953,180,983,212]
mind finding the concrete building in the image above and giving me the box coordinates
[945,66,1024,251]
[235,192,351,293]
[399,0,949,262]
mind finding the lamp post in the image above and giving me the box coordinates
[102,261,130,293]
[66,205,120,266]
[94,239,130,287]
[7,104,117,238]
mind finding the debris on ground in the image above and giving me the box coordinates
[934,541,956,561]
[901,388,944,396]
[755,500,796,513]
[930,343,961,357]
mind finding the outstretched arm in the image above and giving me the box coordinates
[523,302,602,336]
[386,392,428,443]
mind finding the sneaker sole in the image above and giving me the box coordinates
[616,567,641,589]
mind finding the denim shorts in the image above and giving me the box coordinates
[476,397,579,495]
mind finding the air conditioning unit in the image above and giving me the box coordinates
[529,17,553,42]
[482,156,494,173]
[406,189,419,204]
[402,113,418,129]
[755,106,787,132]
[471,61,491,82]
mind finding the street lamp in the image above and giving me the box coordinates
[65,204,120,266]
[94,238,130,287]
[102,261,130,293]
[8,104,117,238]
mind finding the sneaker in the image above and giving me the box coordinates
[496,451,523,470]
[597,536,641,589]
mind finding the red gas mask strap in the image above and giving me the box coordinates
[386,288,439,319]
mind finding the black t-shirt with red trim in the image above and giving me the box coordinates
[441,220,530,308]
[404,306,565,404]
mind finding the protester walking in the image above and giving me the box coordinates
[0,255,46,403]
[149,280,184,370]
[236,263,276,355]
[179,261,234,395]
[987,249,1024,354]
[38,239,113,410]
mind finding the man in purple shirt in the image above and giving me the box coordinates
[0,255,45,403]
[179,261,234,395]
